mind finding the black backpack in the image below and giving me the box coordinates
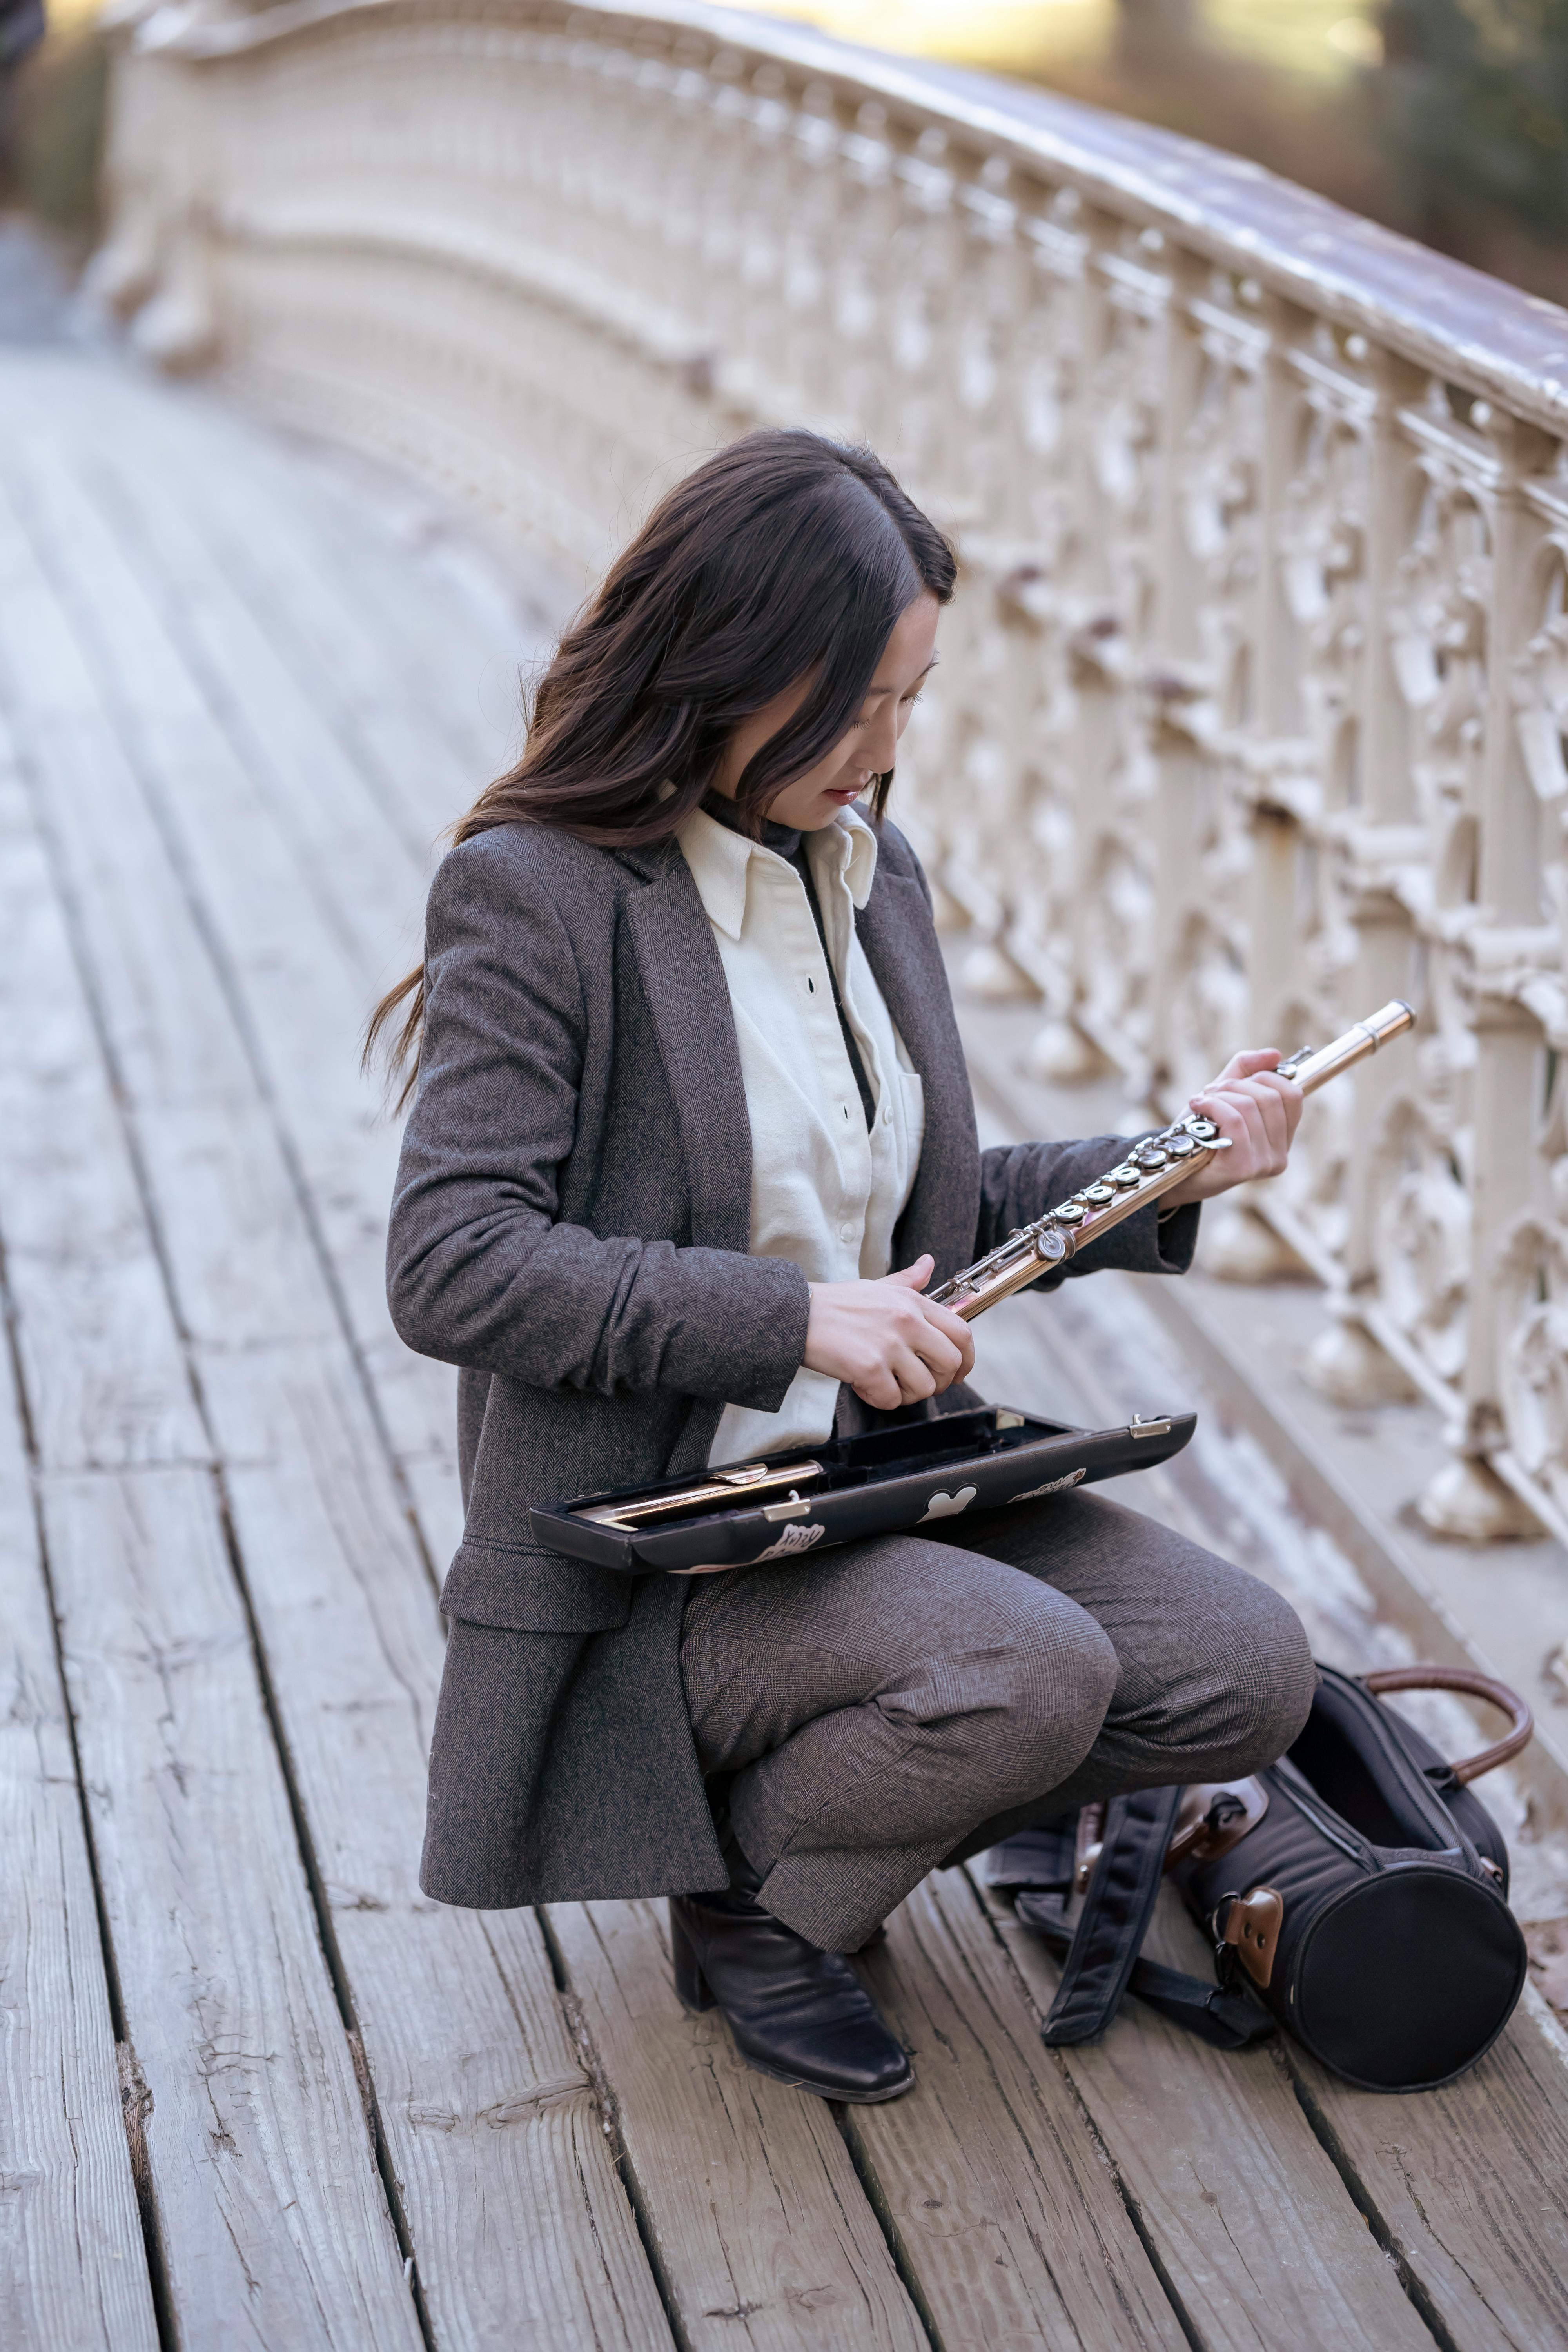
[987,1663,1534,2093]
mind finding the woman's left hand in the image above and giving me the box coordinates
[1160,1049,1303,1209]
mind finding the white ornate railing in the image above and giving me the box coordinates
[94,0,1568,1546]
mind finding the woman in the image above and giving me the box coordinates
[375,429,1315,2106]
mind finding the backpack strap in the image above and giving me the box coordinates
[1035,1785,1181,2045]
[1091,1938,1274,2050]
[997,1791,1276,2052]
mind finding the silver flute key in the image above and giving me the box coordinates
[929,1002,1414,1324]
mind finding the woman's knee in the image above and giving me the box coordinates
[1202,1577,1317,1774]
[1253,1592,1318,1761]
[963,1593,1119,1804]
[1090,1555,1316,1786]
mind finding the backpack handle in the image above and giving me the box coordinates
[1362,1664,1533,1783]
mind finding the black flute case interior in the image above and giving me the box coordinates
[530,1403,1197,1574]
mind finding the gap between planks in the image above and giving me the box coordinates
[0,1265,162,2350]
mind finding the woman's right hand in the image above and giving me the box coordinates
[803,1254,975,1410]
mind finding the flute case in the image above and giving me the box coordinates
[529,1402,1196,1575]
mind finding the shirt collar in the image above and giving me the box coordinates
[676,806,755,941]
[812,802,879,913]
[677,801,880,940]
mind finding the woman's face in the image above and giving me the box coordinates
[712,593,940,831]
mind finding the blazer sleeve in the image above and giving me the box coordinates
[975,1136,1201,1288]
[385,835,809,1408]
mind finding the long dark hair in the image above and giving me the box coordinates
[367,428,955,1100]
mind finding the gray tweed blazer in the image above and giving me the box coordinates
[390,817,1197,1909]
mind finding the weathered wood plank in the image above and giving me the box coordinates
[152,410,523,852]
[0,428,454,1488]
[0,661,426,2345]
[0,707,204,1475]
[61,401,483,1545]
[12,367,495,1557]
[985,1878,1434,2351]
[1133,1887,1568,2349]
[850,1870,1186,2351]
[21,384,510,1574]
[213,1343,675,2351]
[0,1325,160,2351]
[0,399,673,2349]
[547,1898,928,2352]
[24,359,522,810]
[45,1465,426,2351]
[8,372,528,1572]
[67,428,432,994]
[1283,2003,1568,2352]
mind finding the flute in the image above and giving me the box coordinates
[928,1000,1416,1323]
[569,1002,1414,1534]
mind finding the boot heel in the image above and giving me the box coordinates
[670,1904,716,2014]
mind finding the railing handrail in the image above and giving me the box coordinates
[140,0,1568,434]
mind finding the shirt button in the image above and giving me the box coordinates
[881,1103,893,1125]
[840,1221,855,1244]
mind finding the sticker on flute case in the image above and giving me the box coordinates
[753,1522,826,1561]
[1009,1466,1088,1503]
[918,1485,978,1523]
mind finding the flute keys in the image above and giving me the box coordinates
[1187,1118,1218,1142]
[1083,1183,1116,1204]
[1109,1163,1142,1187]
[1167,1134,1198,1158]
[1035,1227,1068,1262]
[1051,1201,1087,1225]
[1134,1143,1169,1169]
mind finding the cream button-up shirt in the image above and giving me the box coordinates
[676,802,926,1465]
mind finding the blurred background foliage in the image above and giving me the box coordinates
[735,0,1568,303]
[5,0,1568,302]
[5,0,104,235]
[1382,0,1568,253]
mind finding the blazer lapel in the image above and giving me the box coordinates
[855,869,982,1281]
[619,842,753,1255]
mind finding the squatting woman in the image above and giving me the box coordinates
[373,429,1316,2104]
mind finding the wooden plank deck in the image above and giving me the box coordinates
[3,346,1568,2351]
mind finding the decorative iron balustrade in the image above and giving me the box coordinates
[93,0,1568,1546]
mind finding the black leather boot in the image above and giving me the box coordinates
[669,1889,914,2103]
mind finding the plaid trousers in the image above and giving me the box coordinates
[679,1485,1315,1953]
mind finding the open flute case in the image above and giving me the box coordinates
[530,1404,1197,1575]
